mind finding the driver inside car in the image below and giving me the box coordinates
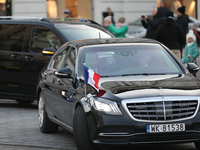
[137,51,151,67]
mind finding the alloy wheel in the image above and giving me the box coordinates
[38,93,44,128]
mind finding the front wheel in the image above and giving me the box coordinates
[73,106,97,150]
[38,92,58,133]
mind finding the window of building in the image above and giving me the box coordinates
[47,0,57,18]
[0,0,6,16]
[157,0,197,18]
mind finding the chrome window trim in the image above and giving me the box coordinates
[121,96,200,123]
[81,43,159,49]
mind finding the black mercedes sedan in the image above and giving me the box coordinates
[37,38,200,150]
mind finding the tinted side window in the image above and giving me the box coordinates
[53,48,69,69]
[63,48,76,76]
[0,24,26,52]
[31,26,60,53]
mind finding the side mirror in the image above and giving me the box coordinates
[187,63,199,74]
[55,68,72,78]
[42,47,56,56]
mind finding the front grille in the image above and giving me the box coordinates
[126,100,198,121]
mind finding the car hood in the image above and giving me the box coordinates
[98,73,200,101]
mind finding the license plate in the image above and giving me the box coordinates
[147,123,185,133]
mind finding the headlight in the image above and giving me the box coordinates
[92,98,122,115]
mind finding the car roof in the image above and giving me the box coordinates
[0,17,104,28]
[65,38,161,49]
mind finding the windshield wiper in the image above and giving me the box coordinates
[101,75,121,77]
[122,73,166,76]
[101,73,167,77]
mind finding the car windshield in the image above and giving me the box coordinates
[78,44,183,77]
[55,24,114,41]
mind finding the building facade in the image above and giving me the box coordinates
[94,0,199,25]
[0,0,199,25]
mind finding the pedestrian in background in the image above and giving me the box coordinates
[154,11,185,60]
[103,16,112,29]
[103,7,115,25]
[181,30,199,64]
[158,0,170,18]
[176,6,189,58]
[107,17,128,38]
[141,7,163,39]
[61,9,71,21]
[176,6,189,35]
[63,9,71,18]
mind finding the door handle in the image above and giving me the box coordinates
[25,56,34,61]
[11,54,19,59]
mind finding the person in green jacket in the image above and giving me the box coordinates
[106,17,128,38]
[181,30,199,64]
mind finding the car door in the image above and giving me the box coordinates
[45,46,78,127]
[21,25,63,98]
[0,24,26,96]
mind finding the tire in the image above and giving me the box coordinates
[195,141,200,150]
[73,106,97,150]
[38,91,58,133]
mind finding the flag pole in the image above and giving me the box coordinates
[83,63,87,101]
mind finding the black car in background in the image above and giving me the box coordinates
[37,38,200,150]
[0,17,115,103]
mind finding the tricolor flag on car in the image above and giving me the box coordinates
[84,66,101,89]
[84,66,106,97]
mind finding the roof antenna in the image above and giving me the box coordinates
[99,32,101,39]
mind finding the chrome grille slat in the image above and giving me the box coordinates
[130,110,161,113]
[126,100,198,121]
[165,107,196,112]
[133,114,165,117]
[128,105,163,108]
[166,102,197,107]
[165,111,194,117]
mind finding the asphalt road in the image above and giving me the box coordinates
[0,99,198,150]
[0,99,76,150]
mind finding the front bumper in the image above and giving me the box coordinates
[87,111,200,146]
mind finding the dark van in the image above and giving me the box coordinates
[0,17,115,103]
